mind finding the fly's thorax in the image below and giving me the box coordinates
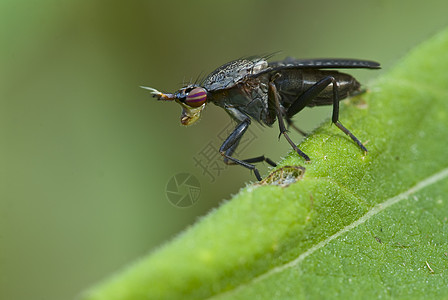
[210,75,271,124]
[201,58,269,91]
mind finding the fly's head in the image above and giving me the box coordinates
[141,85,208,126]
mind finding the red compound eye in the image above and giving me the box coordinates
[185,87,207,107]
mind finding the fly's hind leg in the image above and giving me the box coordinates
[285,76,367,154]
[328,79,368,153]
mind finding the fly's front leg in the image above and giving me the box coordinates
[223,138,276,167]
[219,119,274,181]
[285,76,367,154]
[269,74,311,161]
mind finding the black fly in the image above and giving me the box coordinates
[142,57,380,181]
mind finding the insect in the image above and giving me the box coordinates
[142,56,380,181]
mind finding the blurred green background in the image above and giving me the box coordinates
[1,1,447,299]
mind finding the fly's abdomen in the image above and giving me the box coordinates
[302,70,360,106]
[275,69,361,108]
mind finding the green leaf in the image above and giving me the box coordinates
[80,28,448,300]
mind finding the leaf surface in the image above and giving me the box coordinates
[81,28,448,300]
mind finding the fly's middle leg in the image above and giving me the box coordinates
[285,117,307,136]
[285,76,367,154]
